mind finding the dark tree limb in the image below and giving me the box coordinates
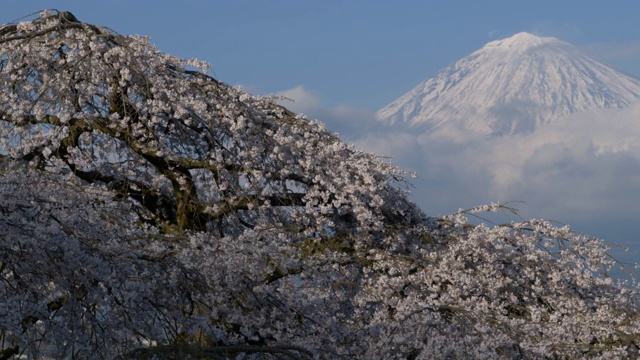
[119,344,314,360]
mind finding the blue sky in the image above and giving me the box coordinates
[4,2,640,262]
[3,1,640,109]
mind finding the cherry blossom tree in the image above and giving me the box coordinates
[1,10,639,359]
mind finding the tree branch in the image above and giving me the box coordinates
[120,344,313,360]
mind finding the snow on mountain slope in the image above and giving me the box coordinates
[377,32,640,137]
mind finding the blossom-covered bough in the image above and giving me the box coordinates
[0,10,639,359]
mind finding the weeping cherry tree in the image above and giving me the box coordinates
[1,10,640,359]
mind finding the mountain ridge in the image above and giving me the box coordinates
[377,32,640,137]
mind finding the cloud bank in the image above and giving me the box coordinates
[364,105,640,267]
[275,85,640,263]
[275,85,383,143]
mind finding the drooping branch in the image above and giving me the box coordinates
[0,107,349,233]
[0,9,413,239]
[207,193,307,220]
[0,11,113,45]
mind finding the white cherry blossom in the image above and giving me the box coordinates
[0,10,639,360]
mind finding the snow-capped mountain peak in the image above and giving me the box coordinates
[377,32,640,137]
[488,32,558,51]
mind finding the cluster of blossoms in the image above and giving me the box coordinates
[0,10,639,359]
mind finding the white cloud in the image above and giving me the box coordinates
[528,22,581,40]
[274,85,321,114]
[272,86,640,261]
[273,85,385,142]
[348,102,640,262]
[482,104,640,203]
[487,30,501,39]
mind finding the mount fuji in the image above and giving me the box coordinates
[377,32,640,137]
